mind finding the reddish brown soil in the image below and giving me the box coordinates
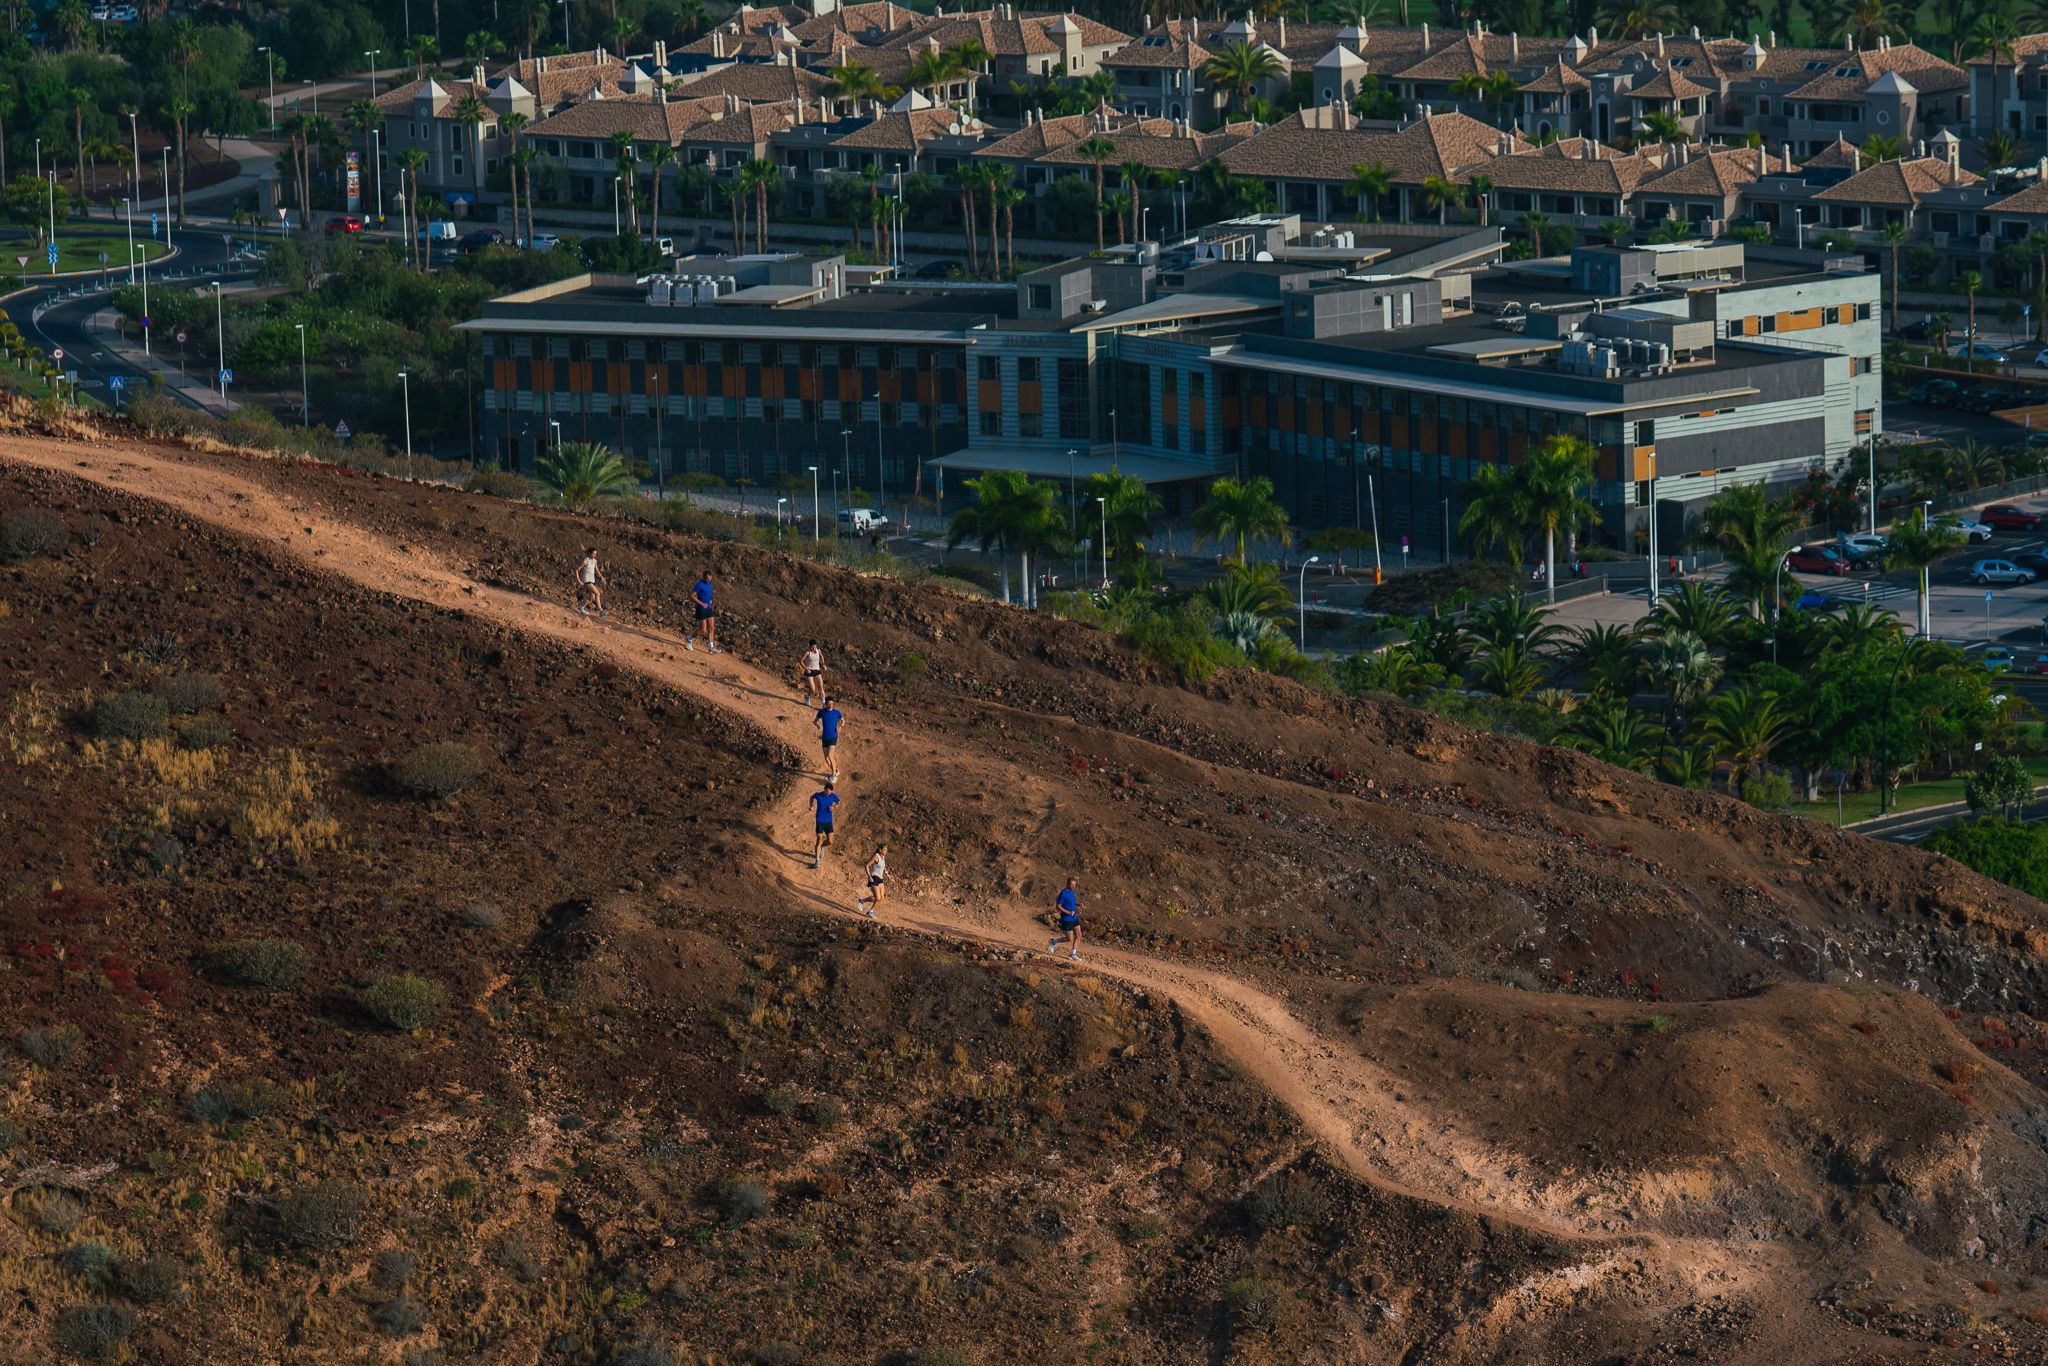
[2,433,2048,1366]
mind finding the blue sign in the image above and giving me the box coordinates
[44,243,56,265]
[138,316,149,328]
[109,376,122,389]
[1987,589,1995,603]
[151,214,158,234]
[218,368,231,383]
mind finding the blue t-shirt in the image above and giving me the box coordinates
[1056,888,1079,921]
[817,707,842,742]
[809,790,839,825]
[694,579,713,609]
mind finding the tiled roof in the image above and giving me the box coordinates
[1633,146,1764,198]
[687,101,796,147]
[1036,126,1247,173]
[1220,109,1520,184]
[1103,19,1211,69]
[1812,155,1980,203]
[1475,145,1656,195]
[1533,136,1624,160]
[1625,64,1712,101]
[1801,134,1863,169]
[1394,33,1493,81]
[1519,61,1590,93]
[974,109,1163,159]
[373,78,491,115]
[671,62,833,104]
[525,95,732,144]
[1962,32,2048,65]
[1976,175,2048,214]
[871,14,1056,55]
[1576,35,1738,78]
[829,107,978,149]
[788,1,920,41]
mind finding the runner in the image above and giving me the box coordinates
[807,777,839,868]
[798,640,827,706]
[857,843,888,918]
[1048,876,1082,960]
[685,570,719,652]
[575,548,607,617]
[815,695,843,777]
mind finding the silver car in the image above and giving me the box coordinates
[1972,558,2038,585]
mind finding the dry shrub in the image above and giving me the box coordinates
[1854,1021,1878,1036]
[1947,1086,1976,1107]
[1180,1157,1215,1191]
[1244,1169,1325,1230]
[1983,1017,2009,1035]
[178,712,233,750]
[213,939,310,989]
[462,469,534,500]
[19,1188,85,1235]
[718,1175,771,1225]
[495,1236,542,1282]
[1223,1277,1283,1335]
[187,1077,284,1122]
[808,1097,844,1127]
[17,1024,82,1069]
[54,1304,133,1363]
[360,976,447,1031]
[2,507,67,558]
[2025,1306,2048,1325]
[462,900,503,928]
[137,735,217,787]
[390,742,483,799]
[119,1256,186,1304]
[154,750,340,864]
[1006,1006,1035,1028]
[158,672,224,714]
[275,1180,367,1247]
[1939,1059,1975,1085]
[1980,1279,2003,1296]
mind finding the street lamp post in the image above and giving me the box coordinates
[211,280,224,398]
[121,198,132,285]
[1920,500,1933,638]
[1868,438,1878,537]
[839,428,852,521]
[809,464,820,541]
[259,47,275,133]
[1441,496,1451,566]
[400,369,414,475]
[1367,474,1384,585]
[650,368,664,496]
[777,496,788,526]
[1097,495,1108,588]
[367,52,384,225]
[871,391,884,514]
[1646,450,1659,603]
[135,237,148,356]
[1066,445,1079,578]
[295,323,308,423]
[1297,556,1321,649]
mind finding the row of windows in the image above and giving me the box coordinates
[1242,379,1625,444]
[487,336,968,369]
[491,391,961,426]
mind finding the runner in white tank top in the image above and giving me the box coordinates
[798,640,826,705]
[858,844,888,919]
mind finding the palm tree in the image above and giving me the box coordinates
[1202,562,1293,618]
[825,60,889,116]
[1638,109,1691,144]
[1418,175,1463,225]
[1696,481,1805,616]
[1524,435,1598,603]
[1878,219,1909,336]
[1695,685,1802,794]
[1641,629,1721,745]
[1080,469,1161,564]
[1074,136,1116,253]
[1117,159,1150,245]
[164,98,195,228]
[1561,622,1643,697]
[498,110,528,244]
[1813,600,1905,655]
[1980,128,2022,170]
[52,0,85,47]
[1476,641,1546,702]
[1601,219,1630,246]
[451,94,490,196]
[947,469,1063,605]
[1975,13,2022,130]
[1202,40,1284,117]
[908,48,950,104]
[68,86,90,206]
[1601,0,1680,40]
[1104,190,1134,246]
[1455,462,1530,571]
[1566,704,1659,772]
[1834,0,1905,46]
[745,156,777,254]
[537,442,635,503]
[398,149,430,268]
[1952,269,1984,352]
[1191,476,1290,566]
[994,177,1024,276]
[1862,134,1904,161]
[1345,159,1392,222]
[946,164,981,273]
[1353,647,1442,699]
[1881,515,1967,636]
[1465,173,1494,227]
[2028,231,2048,344]
[1645,580,1739,646]
[643,143,674,247]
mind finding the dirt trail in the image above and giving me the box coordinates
[2,439,1853,1359]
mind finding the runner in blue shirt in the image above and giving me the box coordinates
[807,777,839,868]
[1048,876,1083,960]
[815,697,844,777]
[685,570,720,653]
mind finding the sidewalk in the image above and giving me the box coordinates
[127,139,277,217]
[82,302,244,417]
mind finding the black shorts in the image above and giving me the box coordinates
[821,735,838,748]
[695,607,715,621]
[805,669,821,678]
[1058,917,1079,932]
[867,875,885,888]
[815,822,833,835]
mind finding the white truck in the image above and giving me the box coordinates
[837,507,886,533]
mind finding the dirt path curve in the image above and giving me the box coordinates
[8,442,1839,1356]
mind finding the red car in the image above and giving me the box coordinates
[1980,504,2043,532]
[1783,544,1851,575]
[325,215,364,235]
[2030,653,2048,676]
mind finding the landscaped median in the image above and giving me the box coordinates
[1791,754,2048,826]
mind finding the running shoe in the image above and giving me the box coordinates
[685,640,695,651]
[709,645,723,653]
[1067,952,1082,961]
[810,858,820,869]
[577,606,589,616]
[1048,939,1060,954]
[598,609,608,617]
[865,906,878,920]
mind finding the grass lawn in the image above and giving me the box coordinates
[0,231,168,277]
[1789,753,2048,826]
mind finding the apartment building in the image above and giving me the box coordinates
[461,238,1876,555]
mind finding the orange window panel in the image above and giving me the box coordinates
[978,380,1003,411]
[1305,406,1322,437]
[1449,427,1467,460]
[1017,380,1042,411]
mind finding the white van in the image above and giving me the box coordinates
[837,507,885,532]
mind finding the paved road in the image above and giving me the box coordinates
[1854,791,2048,845]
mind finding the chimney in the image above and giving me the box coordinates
[1279,15,1286,44]
[1511,31,1518,60]
[1948,138,1959,174]
[1143,10,1150,27]
[1656,33,1664,57]
[1915,137,1925,156]
[655,85,666,104]
[1755,143,1763,175]
[1844,32,1852,49]
[1588,24,1598,46]
[1768,29,1775,46]
[1421,22,1429,49]
[1690,24,1698,36]
[473,63,485,85]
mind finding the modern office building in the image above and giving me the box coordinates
[461,235,1880,553]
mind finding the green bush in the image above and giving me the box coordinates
[1244,1169,1325,1230]
[93,690,168,742]
[158,672,224,714]
[809,1097,845,1127]
[1222,1277,1283,1335]
[275,1180,368,1247]
[390,742,483,799]
[186,1077,284,1123]
[177,712,233,750]
[1926,817,2048,900]
[213,938,310,989]
[57,1240,118,1285]
[1122,606,1238,683]
[718,1174,771,1224]
[462,468,535,500]
[360,975,447,1031]
[899,652,927,680]
[1739,771,1792,813]
[762,1086,799,1117]
[118,1256,186,1304]
[377,1292,423,1337]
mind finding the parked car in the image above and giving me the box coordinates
[1836,532,1889,566]
[1909,379,1961,405]
[1947,518,1996,543]
[914,259,963,279]
[838,507,887,532]
[1983,646,2016,674]
[458,228,504,247]
[325,214,364,234]
[1784,544,1852,575]
[1981,504,2044,532]
[2012,551,2048,574]
[1955,343,2009,362]
[1792,591,1838,611]
[1901,319,1938,341]
[529,232,561,250]
[1961,387,2011,412]
[2028,652,2048,676]
[1972,558,2038,585]
[415,220,457,241]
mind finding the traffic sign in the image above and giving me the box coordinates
[45,243,56,266]
[97,252,106,264]
[14,256,27,269]
[221,234,231,247]
[176,330,186,343]
[109,376,123,389]
[1987,589,1996,602]
[49,347,62,361]
[335,419,351,437]
[151,213,157,234]
[138,316,149,328]
[219,368,232,383]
